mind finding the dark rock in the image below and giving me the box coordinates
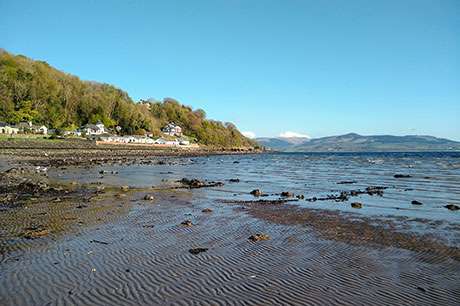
[189,247,208,255]
[202,208,213,213]
[229,178,240,183]
[179,178,224,188]
[365,186,386,196]
[181,220,193,226]
[281,191,294,198]
[411,200,423,205]
[143,194,154,201]
[90,239,109,245]
[337,181,357,184]
[250,189,262,197]
[248,233,270,242]
[351,202,362,209]
[445,204,459,211]
[394,174,412,178]
[417,286,426,293]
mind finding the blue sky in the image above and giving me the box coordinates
[1,0,459,140]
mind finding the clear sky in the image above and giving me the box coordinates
[1,0,459,140]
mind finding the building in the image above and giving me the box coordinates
[83,121,105,135]
[0,122,19,135]
[63,130,82,137]
[161,122,182,136]
[15,121,48,135]
[154,137,179,146]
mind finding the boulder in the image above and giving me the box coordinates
[351,202,362,209]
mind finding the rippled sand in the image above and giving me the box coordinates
[1,152,460,305]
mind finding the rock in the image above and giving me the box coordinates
[229,178,240,183]
[189,247,208,255]
[296,194,305,199]
[181,220,193,226]
[179,178,224,188]
[250,189,262,197]
[23,229,49,239]
[143,194,154,201]
[411,200,423,205]
[445,204,459,211]
[202,208,213,213]
[281,191,294,198]
[248,233,270,242]
[233,161,240,164]
[394,174,412,178]
[351,202,362,209]
[120,185,129,192]
[337,181,357,184]
[365,186,386,196]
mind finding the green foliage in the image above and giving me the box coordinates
[0,50,255,148]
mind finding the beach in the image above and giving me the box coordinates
[0,146,459,305]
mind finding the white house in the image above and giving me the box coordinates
[15,121,48,135]
[0,122,19,135]
[161,122,182,136]
[83,121,105,135]
[100,135,155,144]
[38,125,48,135]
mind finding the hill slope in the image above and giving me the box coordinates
[257,133,460,152]
[0,50,255,148]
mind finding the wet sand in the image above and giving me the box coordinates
[0,150,459,305]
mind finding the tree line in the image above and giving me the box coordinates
[0,50,257,148]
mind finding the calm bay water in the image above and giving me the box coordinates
[52,152,460,225]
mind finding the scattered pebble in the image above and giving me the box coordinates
[189,247,208,255]
[248,233,270,242]
[351,202,362,209]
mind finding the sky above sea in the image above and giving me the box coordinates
[1,0,459,140]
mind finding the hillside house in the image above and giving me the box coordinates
[83,121,105,135]
[16,121,48,135]
[162,122,182,136]
[0,122,19,135]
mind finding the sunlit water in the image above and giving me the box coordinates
[50,152,460,241]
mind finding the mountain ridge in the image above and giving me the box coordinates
[256,133,460,152]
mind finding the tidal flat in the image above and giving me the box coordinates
[1,148,459,305]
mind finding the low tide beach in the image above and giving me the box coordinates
[0,146,459,305]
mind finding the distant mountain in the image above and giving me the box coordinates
[256,137,310,150]
[256,133,460,152]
